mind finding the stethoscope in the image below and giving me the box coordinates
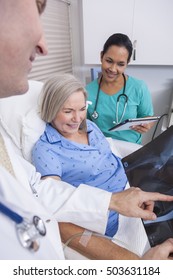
[0,202,46,252]
[91,73,128,124]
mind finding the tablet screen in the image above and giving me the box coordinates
[109,116,160,132]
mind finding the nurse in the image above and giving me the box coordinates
[86,33,154,144]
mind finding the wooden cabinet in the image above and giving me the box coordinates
[82,0,173,65]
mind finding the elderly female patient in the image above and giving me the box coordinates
[32,73,128,238]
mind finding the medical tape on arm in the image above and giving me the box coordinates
[63,230,93,250]
[79,229,92,247]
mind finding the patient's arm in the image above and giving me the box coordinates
[41,175,61,180]
[59,223,173,260]
[59,222,140,260]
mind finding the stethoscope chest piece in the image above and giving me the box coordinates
[91,73,128,124]
[0,202,47,252]
[91,111,99,120]
[16,215,46,252]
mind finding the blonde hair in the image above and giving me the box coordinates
[40,73,87,130]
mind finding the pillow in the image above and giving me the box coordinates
[22,108,46,162]
[0,80,44,153]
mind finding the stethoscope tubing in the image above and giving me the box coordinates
[0,202,23,224]
[0,201,46,252]
[91,73,128,124]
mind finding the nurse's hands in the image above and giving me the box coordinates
[109,187,173,220]
[131,121,155,133]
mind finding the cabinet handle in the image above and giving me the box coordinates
[133,40,137,60]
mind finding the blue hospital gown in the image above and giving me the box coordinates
[32,120,127,237]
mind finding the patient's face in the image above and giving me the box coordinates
[0,0,47,98]
[52,90,86,138]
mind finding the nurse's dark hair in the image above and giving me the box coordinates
[39,73,87,131]
[101,33,133,63]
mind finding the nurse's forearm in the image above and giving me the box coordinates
[59,222,139,260]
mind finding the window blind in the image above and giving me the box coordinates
[28,0,72,82]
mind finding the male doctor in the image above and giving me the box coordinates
[0,0,173,260]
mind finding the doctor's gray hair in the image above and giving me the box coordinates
[40,73,87,130]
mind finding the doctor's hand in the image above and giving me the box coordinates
[109,187,173,220]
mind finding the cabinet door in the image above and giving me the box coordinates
[131,0,173,65]
[82,0,135,64]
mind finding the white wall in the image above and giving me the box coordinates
[70,0,173,144]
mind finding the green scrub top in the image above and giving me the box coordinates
[86,76,154,144]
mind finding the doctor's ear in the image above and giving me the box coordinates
[100,51,104,60]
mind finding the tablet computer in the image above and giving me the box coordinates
[109,116,160,132]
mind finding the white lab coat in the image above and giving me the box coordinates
[0,167,64,259]
[0,133,111,259]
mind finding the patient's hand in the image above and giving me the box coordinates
[142,238,173,260]
[109,187,173,220]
